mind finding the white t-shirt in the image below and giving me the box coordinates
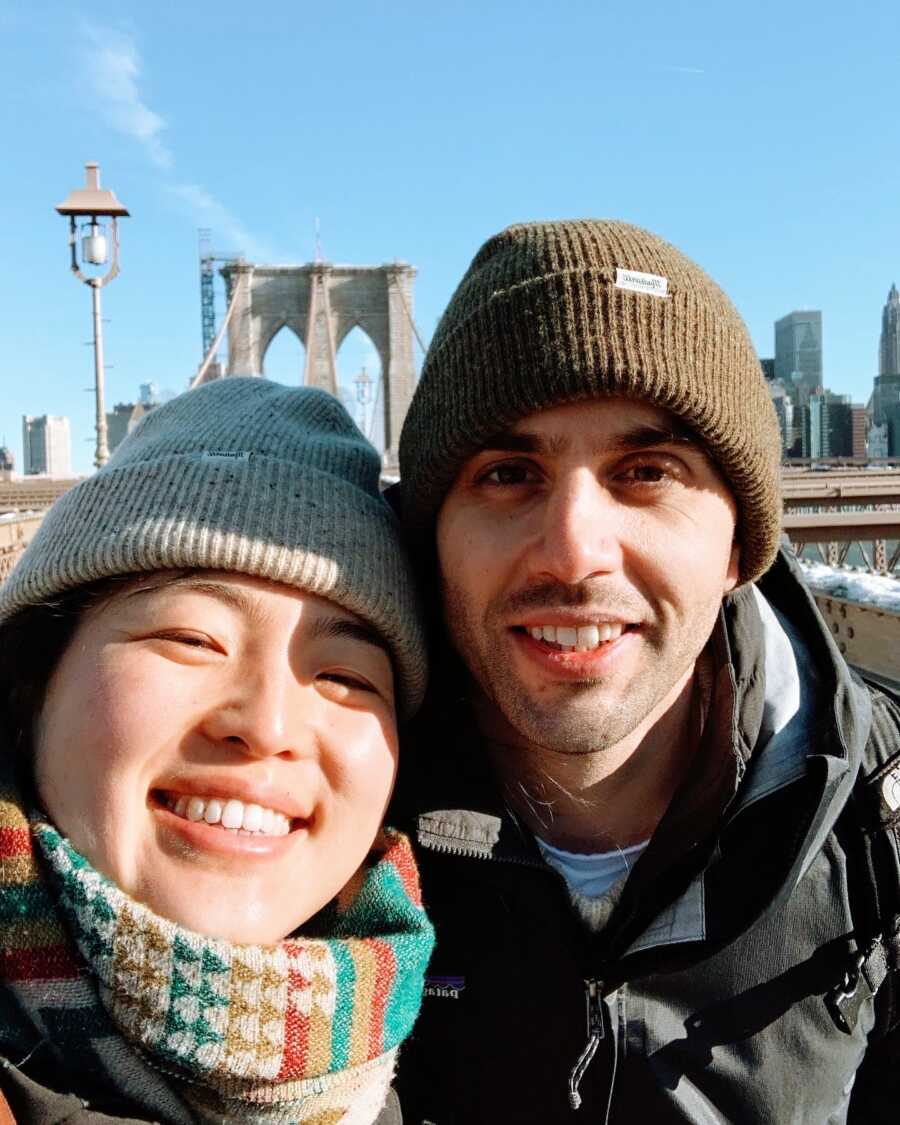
[536,836,649,899]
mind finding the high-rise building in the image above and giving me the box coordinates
[869,423,889,459]
[803,391,852,459]
[0,447,13,481]
[879,284,900,377]
[139,382,161,406]
[22,415,71,477]
[887,404,900,457]
[775,310,823,405]
[760,358,775,381]
[766,379,795,453]
[106,401,155,455]
[872,373,900,428]
[851,404,867,459]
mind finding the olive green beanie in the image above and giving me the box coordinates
[399,219,783,584]
[1,377,426,717]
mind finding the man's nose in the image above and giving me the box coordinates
[531,469,624,584]
[200,664,311,761]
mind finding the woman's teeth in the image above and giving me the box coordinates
[166,794,292,836]
[527,622,626,652]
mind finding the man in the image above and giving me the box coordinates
[391,220,900,1123]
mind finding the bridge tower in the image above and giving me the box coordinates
[195,260,419,474]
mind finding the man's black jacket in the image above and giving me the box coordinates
[392,554,900,1124]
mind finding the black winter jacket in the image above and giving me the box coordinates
[392,555,900,1124]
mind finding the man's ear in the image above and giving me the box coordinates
[723,538,741,594]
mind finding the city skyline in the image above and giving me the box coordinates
[7,277,895,474]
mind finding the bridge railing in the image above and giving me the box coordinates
[782,511,900,576]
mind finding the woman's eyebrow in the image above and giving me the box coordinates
[306,615,392,658]
[125,577,257,617]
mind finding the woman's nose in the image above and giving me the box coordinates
[200,665,311,760]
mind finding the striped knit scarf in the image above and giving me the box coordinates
[0,770,433,1124]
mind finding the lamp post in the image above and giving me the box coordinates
[55,163,130,469]
[354,364,373,433]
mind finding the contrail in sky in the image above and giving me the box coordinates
[79,24,272,261]
[658,65,706,75]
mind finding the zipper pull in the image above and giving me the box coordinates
[568,978,604,1110]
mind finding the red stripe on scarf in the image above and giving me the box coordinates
[365,937,396,1060]
[386,837,424,907]
[278,956,312,1080]
[0,827,32,856]
[1,943,83,981]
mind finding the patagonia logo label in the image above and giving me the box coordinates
[615,268,668,298]
[424,974,466,1000]
[198,450,252,463]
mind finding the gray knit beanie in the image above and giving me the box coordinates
[399,219,783,584]
[0,377,426,716]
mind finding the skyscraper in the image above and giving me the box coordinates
[851,405,867,459]
[774,310,823,404]
[106,401,154,455]
[872,374,900,428]
[879,284,900,377]
[803,391,853,459]
[22,415,71,476]
[766,379,795,453]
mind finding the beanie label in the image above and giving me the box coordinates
[615,268,668,299]
[197,450,252,463]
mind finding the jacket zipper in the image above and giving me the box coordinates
[568,977,604,1110]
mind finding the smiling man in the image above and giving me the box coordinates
[393,220,900,1123]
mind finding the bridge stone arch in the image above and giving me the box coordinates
[260,319,305,376]
[221,261,417,471]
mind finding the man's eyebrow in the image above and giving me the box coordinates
[477,430,546,454]
[474,422,702,458]
[606,423,701,454]
[306,615,392,659]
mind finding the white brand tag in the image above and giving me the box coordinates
[615,268,668,298]
[198,450,252,462]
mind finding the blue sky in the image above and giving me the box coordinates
[2,0,898,473]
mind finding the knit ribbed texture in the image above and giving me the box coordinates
[0,765,434,1124]
[399,219,783,583]
[0,377,426,716]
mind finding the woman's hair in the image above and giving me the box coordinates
[0,576,133,759]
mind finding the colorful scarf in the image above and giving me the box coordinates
[0,768,433,1123]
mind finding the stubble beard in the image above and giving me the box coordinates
[441,576,722,757]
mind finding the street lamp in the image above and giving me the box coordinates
[354,365,373,436]
[56,162,130,468]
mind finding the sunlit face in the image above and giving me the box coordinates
[35,572,398,945]
[437,398,741,755]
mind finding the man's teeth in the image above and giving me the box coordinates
[527,623,625,651]
[167,794,292,836]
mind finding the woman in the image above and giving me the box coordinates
[0,377,433,1124]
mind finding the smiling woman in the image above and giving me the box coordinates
[0,378,432,1125]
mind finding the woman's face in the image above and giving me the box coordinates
[35,571,399,945]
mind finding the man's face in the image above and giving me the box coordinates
[436,398,741,755]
